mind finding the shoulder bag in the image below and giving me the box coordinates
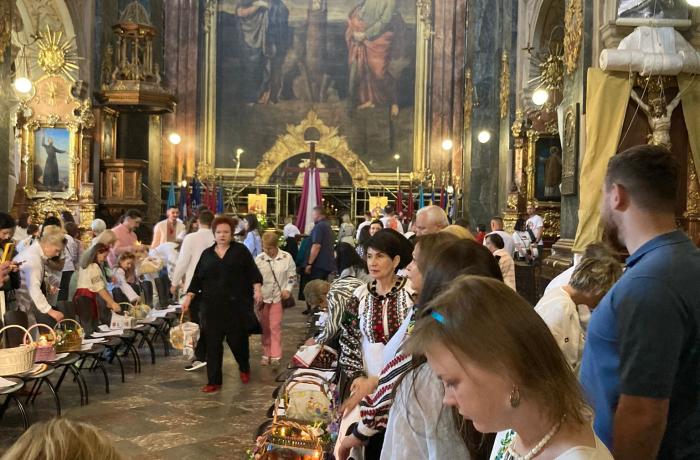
[269,259,296,309]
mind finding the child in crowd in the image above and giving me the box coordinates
[15,224,40,253]
[112,251,140,305]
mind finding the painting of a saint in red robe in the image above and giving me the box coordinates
[346,0,402,116]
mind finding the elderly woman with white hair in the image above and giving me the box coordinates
[13,225,66,325]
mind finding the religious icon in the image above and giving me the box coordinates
[248,194,268,214]
[368,196,388,217]
[534,137,563,202]
[34,127,70,192]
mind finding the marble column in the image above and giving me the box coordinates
[462,0,517,227]
[0,10,12,210]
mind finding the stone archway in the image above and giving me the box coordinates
[252,111,371,188]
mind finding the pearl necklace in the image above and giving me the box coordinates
[506,419,563,460]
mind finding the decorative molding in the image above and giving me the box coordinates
[686,154,700,219]
[252,111,370,187]
[564,0,583,75]
[500,52,510,119]
[203,0,217,34]
[464,69,473,131]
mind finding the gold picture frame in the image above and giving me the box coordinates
[23,122,80,200]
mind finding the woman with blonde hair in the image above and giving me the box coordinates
[406,276,612,459]
[255,230,296,367]
[1,417,122,460]
[441,224,475,240]
[337,213,356,246]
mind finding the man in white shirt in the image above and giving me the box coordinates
[380,205,404,234]
[13,229,66,324]
[525,202,544,246]
[356,211,373,241]
[535,250,621,372]
[414,205,449,236]
[485,216,515,255]
[170,210,215,371]
[283,215,301,239]
[151,206,185,249]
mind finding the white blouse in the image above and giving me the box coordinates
[490,429,613,460]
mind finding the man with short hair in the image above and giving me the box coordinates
[381,205,404,234]
[525,202,544,247]
[356,211,373,241]
[486,216,515,255]
[109,209,144,267]
[304,207,335,282]
[283,215,300,239]
[151,206,185,249]
[171,210,216,371]
[580,145,700,459]
[414,205,449,236]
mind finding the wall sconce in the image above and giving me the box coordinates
[168,132,182,145]
[477,130,491,144]
[441,139,453,151]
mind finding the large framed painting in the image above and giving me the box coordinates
[531,135,562,203]
[204,0,430,177]
[24,124,79,199]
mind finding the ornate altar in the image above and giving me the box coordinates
[10,29,95,227]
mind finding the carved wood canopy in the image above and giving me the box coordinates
[252,111,371,188]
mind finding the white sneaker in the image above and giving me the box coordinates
[185,361,207,371]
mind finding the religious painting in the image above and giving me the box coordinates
[617,0,688,20]
[214,0,418,173]
[268,152,353,186]
[561,104,579,196]
[32,127,72,193]
[368,196,388,216]
[534,136,562,202]
[248,193,268,214]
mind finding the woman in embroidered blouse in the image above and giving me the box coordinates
[338,229,413,455]
[73,243,121,335]
[406,276,613,460]
[254,231,296,367]
[243,214,263,258]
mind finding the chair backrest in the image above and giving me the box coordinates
[3,310,29,347]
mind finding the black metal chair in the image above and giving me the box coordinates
[0,378,29,430]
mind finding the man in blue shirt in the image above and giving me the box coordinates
[580,145,700,459]
[305,206,335,282]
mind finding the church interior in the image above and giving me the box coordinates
[0,0,700,459]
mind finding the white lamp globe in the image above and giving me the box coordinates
[13,77,33,94]
[441,139,454,151]
[168,133,182,145]
[477,130,491,144]
[532,88,549,106]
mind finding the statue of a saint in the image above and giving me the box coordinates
[630,89,681,150]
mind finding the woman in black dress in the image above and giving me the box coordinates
[182,216,263,393]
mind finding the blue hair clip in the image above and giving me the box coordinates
[431,311,446,325]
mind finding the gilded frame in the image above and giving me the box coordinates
[526,129,561,240]
[200,0,434,183]
[23,121,80,200]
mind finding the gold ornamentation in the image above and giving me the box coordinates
[253,111,370,187]
[511,109,525,139]
[203,0,218,34]
[539,53,564,92]
[74,99,95,129]
[196,162,217,182]
[28,197,71,224]
[45,114,60,127]
[563,0,583,75]
[417,0,432,26]
[0,1,10,64]
[500,52,510,119]
[686,155,700,218]
[543,209,561,239]
[35,25,80,81]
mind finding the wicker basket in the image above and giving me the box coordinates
[0,325,36,376]
[119,302,151,320]
[54,318,84,353]
[25,324,57,362]
[257,419,326,458]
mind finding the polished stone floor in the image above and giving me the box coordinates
[0,307,309,459]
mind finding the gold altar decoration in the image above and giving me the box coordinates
[500,52,510,119]
[196,162,218,182]
[252,111,371,187]
[35,25,80,80]
[27,197,71,224]
[563,0,583,76]
[539,53,565,93]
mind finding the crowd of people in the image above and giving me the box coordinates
[1,144,698,459]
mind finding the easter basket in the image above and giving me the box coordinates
[0,325,36,376]
[25,323,57,362]
[53,318,84,353]
[252,419,328,460]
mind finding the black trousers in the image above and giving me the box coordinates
[190,299,206,363]
[202,314,250,385]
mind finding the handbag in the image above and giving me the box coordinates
[269,260,296,309]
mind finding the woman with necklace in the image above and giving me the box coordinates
[406,276,612,460]
[182,216,263,393]
[338,229,413,459]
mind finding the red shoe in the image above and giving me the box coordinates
[201,384,221,393]
[240,371,250,384]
